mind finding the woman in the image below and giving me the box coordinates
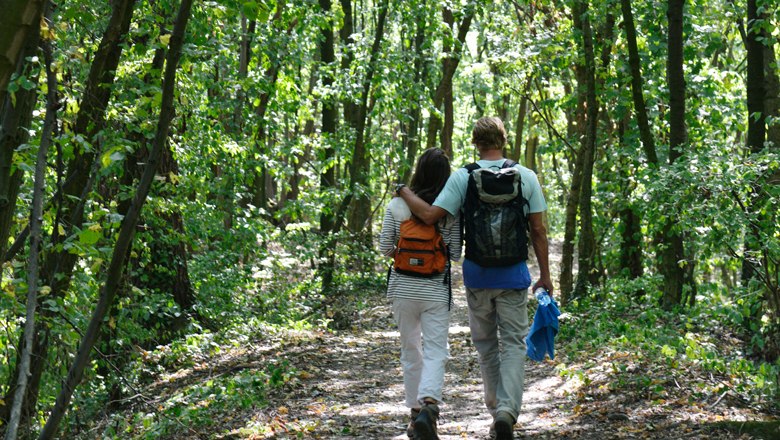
[379,148,461,440]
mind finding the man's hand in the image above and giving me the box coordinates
[532,277,554,297]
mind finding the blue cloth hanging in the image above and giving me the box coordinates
[526,299,561,362]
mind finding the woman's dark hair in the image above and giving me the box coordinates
[409,148,451,205]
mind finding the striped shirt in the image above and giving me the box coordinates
[379,197,461,305]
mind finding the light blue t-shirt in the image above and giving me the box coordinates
[433,159,547,289]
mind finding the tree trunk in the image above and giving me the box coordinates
[425,4,475,157]
[317,0,339,294]
[525,134,538,173]
[617,119,644,281]
[401,9,428,184]
[0,0,46,104]
[510,78,532,163]
[660,0,687,309]
[1,0,136,425]
[4,36,56,440]
[572,0,599,298]
[620,0,659,286]
[251,9,287,214]
[36,0,192,437]
[339,0,358,129]
[0,0,46,261]
[765,41,780,147]
[741,0,767,283]
[620,0,658,163]
[559,47,588,303]
[347,0,388,237]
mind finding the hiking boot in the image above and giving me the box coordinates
[493,411,514,440]
[407,408,421,438]
[413,403,440,440]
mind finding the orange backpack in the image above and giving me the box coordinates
[393,217,448,277]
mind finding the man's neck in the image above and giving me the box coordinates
[478,148,504,161]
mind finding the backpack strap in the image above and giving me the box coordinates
[465,160,516,172]
[464,162,481,173]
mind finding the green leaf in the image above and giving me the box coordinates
[78,227,101,245]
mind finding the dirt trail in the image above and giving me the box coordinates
[251,243,775,439]
[268,261,571,439]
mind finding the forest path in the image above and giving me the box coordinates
[260,267,569,439]
[236,243,775,439]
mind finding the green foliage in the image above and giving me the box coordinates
[2,0,779,437]
[557,279,780,411]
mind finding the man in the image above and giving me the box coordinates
[396,116,552,440]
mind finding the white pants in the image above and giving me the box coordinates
[392,299,450,408]
[466,287,529,421]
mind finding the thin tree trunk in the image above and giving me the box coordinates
[0,1,46,426]
[317,0,339,294]
[347,0,388,236]
[511,78,532,163]
[251,9,288,213]
[425,4,474,157]
[620,0,660,287]
[660,0,687,309]
[4,37,56,440]
[401,9,428,184]
[741,0,767,283]
[339,0,358,128]
[620,0,658,163]
[559,56,588,303]
[37,0,192,437]
[525,134,538,172]
[765,42,780,146]
[0,0,46,261]
[572,0,599,298]
[617,119,644,281]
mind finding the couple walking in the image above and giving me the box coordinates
[379,117,553,440]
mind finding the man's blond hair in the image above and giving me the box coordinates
[471,117,507,150]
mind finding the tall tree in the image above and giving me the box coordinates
[1,0,137,424]
[620,0,658,163]
[36,0,192,436]
[400,3,431,184]
[4,33,57,440]
[660,0,687,309]
[0,0,46,103]
[0,0,47,262]
[572,0,603,298]
[346,0,389,236]
[741,0,766,282]
[618,0,657,282]
[316,0,339,294]
[425,2,475,156]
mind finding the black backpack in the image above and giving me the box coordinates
[462,160,529,267]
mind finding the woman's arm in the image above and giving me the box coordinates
[444,215,462,262]
[378,206,398,257]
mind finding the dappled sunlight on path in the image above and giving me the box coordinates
[248,263,573,439]
[237,243,776,439]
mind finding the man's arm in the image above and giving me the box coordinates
[528,212,554,296]
[397,186,448,225]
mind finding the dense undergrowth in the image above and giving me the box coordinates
[555,276,780,420]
